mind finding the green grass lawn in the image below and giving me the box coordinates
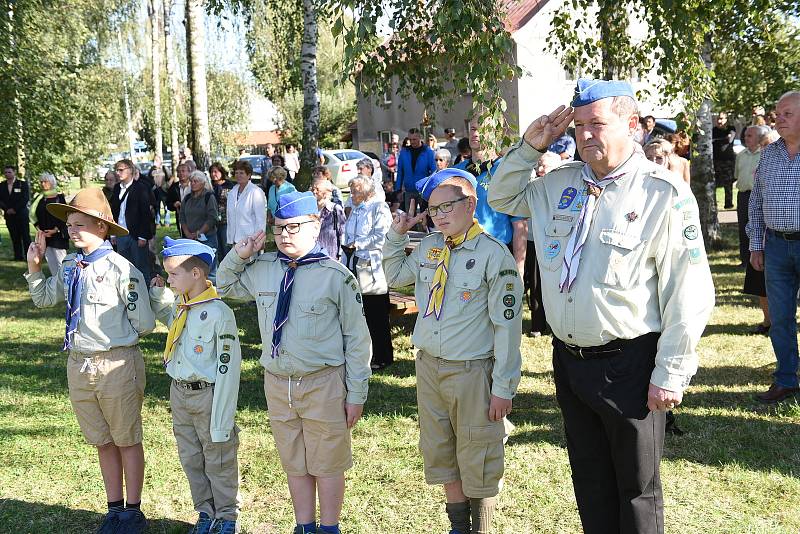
[0,220,798,534]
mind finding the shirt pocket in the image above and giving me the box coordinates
[84,288,124,337]
[186,327,215,363]
[450,274,482,310]
[540,221,574,271]
[419,266,436,287]
[256,293,277,332]
[596,229,647,289]
[293,300,333,338]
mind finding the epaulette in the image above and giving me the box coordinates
[549,161,584,174]
[647,166,688,195]
[255,251,278,262]
[478,232,514,255]
[316,257,353,278]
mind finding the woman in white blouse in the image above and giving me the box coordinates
[226,159,267,253]
[343,174,394,369]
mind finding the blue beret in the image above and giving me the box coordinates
[571,78,635,107]
[274,191,319,220]
[415,168,479,202]
[162,236,215,266]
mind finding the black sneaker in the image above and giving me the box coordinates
[96,510,121,534]
[117,509,147,534]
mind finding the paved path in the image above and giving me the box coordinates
[718,209,738,225]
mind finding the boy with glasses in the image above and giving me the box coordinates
[383,168,522,534]
[217,191,372,534]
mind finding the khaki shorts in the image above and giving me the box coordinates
[263,365,352,477]
[67,345,146,447]
[415,350,510,498]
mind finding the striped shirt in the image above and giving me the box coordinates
[747,138,800,251]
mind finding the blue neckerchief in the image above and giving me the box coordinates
[63,241,114,351]
[271,243,328,358]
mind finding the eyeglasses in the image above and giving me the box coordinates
[270,220,315,235]
[435,158,447,162]
[114,166,130,173]
[428,196,468,217]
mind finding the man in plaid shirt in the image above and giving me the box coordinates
[747,90,800,403]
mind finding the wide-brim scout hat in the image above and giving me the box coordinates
[46,187,129,236]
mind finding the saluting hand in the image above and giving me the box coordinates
[391,198,427,235]
[235,230,266,259]
[523,105,575,152]
[26,231,47,272]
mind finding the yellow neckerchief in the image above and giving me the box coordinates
[423,219,484,320]
[163,281,220,365]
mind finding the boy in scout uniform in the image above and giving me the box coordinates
[149,237,242,534]
[488,80,714,534]
[217,191,371,534]
[383,168,523,534]
[24,188,156,534]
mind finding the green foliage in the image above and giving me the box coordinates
[275,86,356,148]
[0,0,137,179]
[334,0,522,148]
[206,69,251,157]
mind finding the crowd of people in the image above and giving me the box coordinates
[3,81,799,534]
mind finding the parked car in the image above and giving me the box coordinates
[361,151,389,182]
[322,149,382,188]
[237,155,270,183]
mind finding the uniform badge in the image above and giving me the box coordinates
[356,293,362,303]
[127,303,136,311]
[553,214,574,222]
[503,309,515,320]
[223,343,231,351]
[466,259,475,270]
[460,291,472,302]
[200,311,208,321]
[219,353,231,364]
[545,240,561,259]
[427,247,442,261]
[218,365,228,374]
[503,294,515,307]
[194,345,203,354]
[128,283,135,290]
[95,276,104,283]
[625,211,639,222]
[127,292,138,302]
[557,187,577,209]
[571,194,586,212]
[505,283,514,291]
[683,225,698,240]
[688,248,702,264]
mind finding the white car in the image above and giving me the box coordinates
[322,149,382,188]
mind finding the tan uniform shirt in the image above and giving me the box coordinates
[150,286,242,442]
[25,251,155,352]
[383,229,523,399]
[488,140,715,392]
[216,251,372,405]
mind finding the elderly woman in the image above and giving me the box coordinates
[312,165,343,206]
[180,170,220,275]
[739,125,772,334]
[267,166,297,223]
[311,177,345,260]
[644,139,690,184]
[102,169,119,204]
[343,174,393,369]
[345,158,384,215]
[31,173,69,274]
[434,148,452,171]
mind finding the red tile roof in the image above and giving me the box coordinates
[234,130,283,146]
[503,0,550,32]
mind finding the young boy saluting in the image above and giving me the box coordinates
[217,191,371,534]
[149,237,242,534]
[383,168,523,534]
[25,188,155,534]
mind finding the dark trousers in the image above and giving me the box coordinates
[6,215,31,260]
[714,159,735,208]
[363,293,394,367]
[524,240,547,333]
[553,333,665,534]
[737,190,751,263]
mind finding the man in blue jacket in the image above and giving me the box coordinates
[395,128,436,212]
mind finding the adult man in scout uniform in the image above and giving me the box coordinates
[25,187,156,534]
[150,237,242,534]
[217,191,371,534]
[488,79,715,534]
[383,168,523,534]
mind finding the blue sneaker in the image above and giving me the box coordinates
[96,510,121,534]
[292,526,317,534]
[189,512,214,534]
[116,508,147,534]
[210,519,239,534]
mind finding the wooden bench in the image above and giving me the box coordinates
[389,291,418,317]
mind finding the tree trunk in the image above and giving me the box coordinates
[149,0,163,162]
[693,35,722,248]
[117,32,137,161]
[298,0,320,188]
[164,0,180,172]
[6,2,26,176]
[185,0,211,171]
[598,1,627,80]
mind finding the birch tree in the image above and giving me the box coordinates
[185,0,212,170]
[299,0,320,183]
[148,0,163,161]
[164,0,181,166]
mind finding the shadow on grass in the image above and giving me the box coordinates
[0,499,190,534]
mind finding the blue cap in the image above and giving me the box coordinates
[571,78,635,107]
[274,191,319,220]
[415,168,478,202]
[162,236,216,266]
